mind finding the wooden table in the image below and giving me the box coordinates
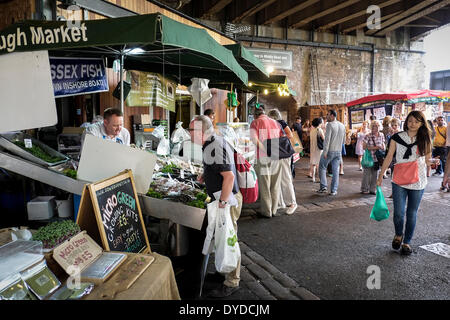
[84,252,181,300]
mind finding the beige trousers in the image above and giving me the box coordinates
[279,157,296,206]
[254,158,282,217]
[224,191,243,288]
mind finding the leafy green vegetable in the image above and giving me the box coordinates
[63,169,77,179]
[146,188,163,199]
[32,220,80,249]
[14,141,64,163]
[195,191,207,202]
[161,163,179,174]
[187,199,206,209]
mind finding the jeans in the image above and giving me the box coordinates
[392,183,425,244]
[432,146,447,174]
[319,151,342,193]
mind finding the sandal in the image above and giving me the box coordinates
[392,235,403,250]
[400,244,412,256]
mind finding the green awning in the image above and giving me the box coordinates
[0,13,248,86]
[224,43,269,79]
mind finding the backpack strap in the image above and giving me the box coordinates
[391,132,417,159]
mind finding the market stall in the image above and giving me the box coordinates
[0,12,263,300]
[346,90,450,129]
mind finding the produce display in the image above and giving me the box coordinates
[31,220,81,249]
[146,177,208,209]
[63,168,77,179]
[13,141,65,164]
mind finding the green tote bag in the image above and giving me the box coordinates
[370,186,390,221]
[361,149,374,168]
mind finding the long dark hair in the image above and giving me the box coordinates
[403,111,432,156]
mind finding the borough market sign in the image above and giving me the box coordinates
[0,24,88,54]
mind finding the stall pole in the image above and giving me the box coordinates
[120,53,125,113]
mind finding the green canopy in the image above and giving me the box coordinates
[224,43,269,79]
[0,13,248,86]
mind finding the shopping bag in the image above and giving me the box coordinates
[361,149,374,168]
[202,201,218,255]
[370,186,390,221]
[290,131,303,153]
[213,201,241,273]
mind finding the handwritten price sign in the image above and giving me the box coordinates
[53,231,103,273]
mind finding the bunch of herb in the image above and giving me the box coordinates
[161,163,179,174]
[146,187,163,199]
[187,199,206,209]
[63,168,77,179]
[14,141,65,163]
[32,220,81,249]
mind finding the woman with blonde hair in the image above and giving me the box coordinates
[355,120,370,170]
[267,109,297,215]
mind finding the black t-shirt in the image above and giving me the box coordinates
[202,135,239,201]
[277,119,288,130]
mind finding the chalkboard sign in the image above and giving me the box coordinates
[77,170,150,254]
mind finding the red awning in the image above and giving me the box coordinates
[346,89,450,107]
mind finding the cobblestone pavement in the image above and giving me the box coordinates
[200,156,450,300]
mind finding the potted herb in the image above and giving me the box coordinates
[32,220,81,250]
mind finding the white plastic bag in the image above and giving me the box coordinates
[203,200,240,273]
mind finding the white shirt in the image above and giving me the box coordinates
[394,131,427,190]
[83,121,130,146]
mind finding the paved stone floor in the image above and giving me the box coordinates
[198,155,450,300]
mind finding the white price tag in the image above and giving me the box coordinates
[180,169,185,179]
[24,139,33,148]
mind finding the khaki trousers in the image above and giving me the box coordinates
[254,158,282,217]
[224,191,242,288]
[279,157,296,206]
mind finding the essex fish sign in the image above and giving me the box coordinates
[50,57,109,97]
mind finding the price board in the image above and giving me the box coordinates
[77,170,150,254]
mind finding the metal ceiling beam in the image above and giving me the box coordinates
[290,0,360,28]
[74,0,137,17]
[317,0,402,31]
[422,15,441,23]
[232,0,277,23]
[366,0,439,35]
[342,11,401,34]
[261,0,320,25]
[375,0,450,36]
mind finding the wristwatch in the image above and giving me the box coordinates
[219,199,228,205]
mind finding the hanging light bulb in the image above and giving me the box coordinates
[264,89,268,95]
[249,82,253,87]
[266,66,274,74]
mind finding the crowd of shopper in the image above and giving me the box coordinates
[189,107,448,297]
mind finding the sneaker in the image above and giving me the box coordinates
[330,191,337,196]
[432,172,443,177]
[317,187,328,193]
[286,204,297,215]
[208,285,240,298]
[358,168,363,171]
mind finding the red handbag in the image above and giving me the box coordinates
[392,160,419,185]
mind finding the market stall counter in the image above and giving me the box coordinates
[84,252,180,300]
